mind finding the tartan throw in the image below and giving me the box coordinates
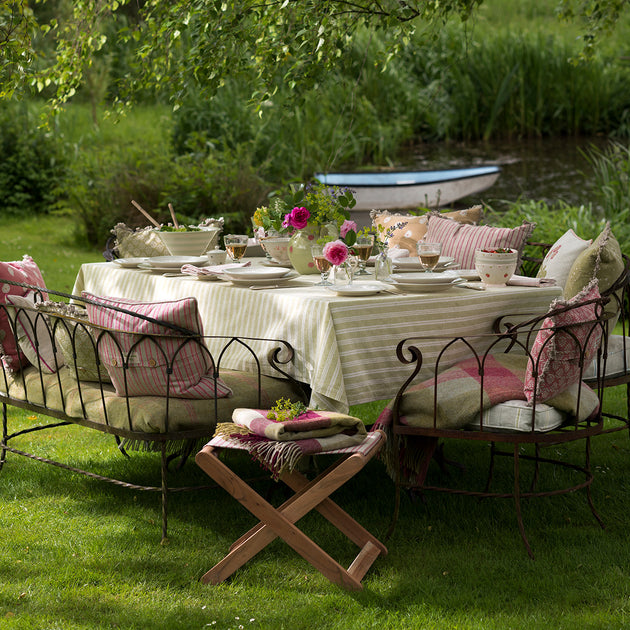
[214,408,367,478]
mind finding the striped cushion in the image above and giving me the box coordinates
[469,399,565,433]
[83,293,231,399]
[424,216,535,269]
[0,256,48,372]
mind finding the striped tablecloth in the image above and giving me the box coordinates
[73,262,562,412]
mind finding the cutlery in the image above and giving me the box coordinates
[249,283,310,290]
[457,282,486,291]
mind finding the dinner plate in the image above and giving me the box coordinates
[389,278,465,293]
[391,272,460,285]
[222,266,293,281]
[143,255,209,268]
[112,257,148,268]
[325,283,387,297]
[225,271,299,287]
[393,256,456,271]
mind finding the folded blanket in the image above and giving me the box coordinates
[508,274,557,287]
[213,408,367,478]
[180,261,251,278]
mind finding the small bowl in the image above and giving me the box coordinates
[474,248,518,286]
[206,249,227,265]
[155,227,220,257]
[261,236,292,266]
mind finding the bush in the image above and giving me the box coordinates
[0,102,68,215]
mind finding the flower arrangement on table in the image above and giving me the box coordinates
[254,183,360,274]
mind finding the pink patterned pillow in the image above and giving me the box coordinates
[83,293,232,399]
[524,281,602,403]
[424,216,535,269]
[0,256,48,371]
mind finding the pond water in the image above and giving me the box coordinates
[402,136,611,212]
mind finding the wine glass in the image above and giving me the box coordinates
[417,241,442,273]
[311,244,332,286]
[224,234,249,262]
[353,235,374,276]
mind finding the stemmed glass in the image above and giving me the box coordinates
[311,244,333,286]
[224,234,249,262]
[417,241,442,273]
[353,235,374,276]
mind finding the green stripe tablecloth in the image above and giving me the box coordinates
[73,262,562,412]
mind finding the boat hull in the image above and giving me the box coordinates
[315,166,501,215]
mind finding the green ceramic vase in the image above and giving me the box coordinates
[288,223,338,275]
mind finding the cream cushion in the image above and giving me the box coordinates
[536,229,592,290]
[469,399,565,433]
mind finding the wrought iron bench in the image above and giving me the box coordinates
[376,261,629,558]
[0,281,307,541]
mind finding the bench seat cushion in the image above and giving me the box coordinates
[0,367,304,434]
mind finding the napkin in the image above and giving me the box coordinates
[180,261,251,278]
[387,246,410,259]
[507,274,557,287]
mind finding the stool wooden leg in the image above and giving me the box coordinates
[195,434,387,590]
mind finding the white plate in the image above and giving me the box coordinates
[393,256,456,270]
[389,278,465,293]
[222,266,292,281]
[391,272,460,285]
[226,271,299,287]
[138,263,190,273]
[326,283,386,297]
[144,255,208,268]
[456,269,481,281]
[112,257,148,268]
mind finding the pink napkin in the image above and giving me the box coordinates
[180,261,251,278]
[507,274,557,287]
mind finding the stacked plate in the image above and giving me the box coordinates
[388,272,466,293]
[137,256,209,272]
[393,256,458,272]
[221,266,297,287]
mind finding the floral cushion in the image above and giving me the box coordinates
[83,293,232,399]
[6,294,62,374]
[524,281,602,403]
[0,256,48,372]
[424,216,535,269]
[536,229,592,290]
[371,206,482,254]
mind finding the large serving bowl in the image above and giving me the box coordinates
[261,236,292,266]
[155,226,221,257]
[474,248,518,286]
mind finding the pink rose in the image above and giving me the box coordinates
[323,240,349,266]
[287,206,310,230]
[340,219,357,239]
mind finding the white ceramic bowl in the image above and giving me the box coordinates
[206,249,227,265]
[474,248,518,286]
[261,236,292,265]
[155,227,220,257]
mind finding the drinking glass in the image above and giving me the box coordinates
[311,244,333,286]
[417,241,442,272]
[343,255,359,285]
[353,235,374,276]
[224,234,249,262]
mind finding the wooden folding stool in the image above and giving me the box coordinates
[195,430,387,591]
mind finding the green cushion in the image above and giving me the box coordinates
[564,224,624,317]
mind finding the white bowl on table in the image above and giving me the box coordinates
[155,227,221,257]
[474,248,518,286]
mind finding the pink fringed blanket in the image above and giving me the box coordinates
[213,408,367,478]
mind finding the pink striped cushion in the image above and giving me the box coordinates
[0,256,48,372]
[83,293,231,399]
[424,216,535,269]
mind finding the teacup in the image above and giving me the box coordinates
[206,249,227,265]
[474,248,518,286]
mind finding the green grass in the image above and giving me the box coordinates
[0,216,629,629]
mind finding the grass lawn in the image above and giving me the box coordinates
[0,215,629,629]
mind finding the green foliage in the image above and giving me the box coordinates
[0,101,68,215]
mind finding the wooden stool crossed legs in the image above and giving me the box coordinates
[195,430,387,591]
